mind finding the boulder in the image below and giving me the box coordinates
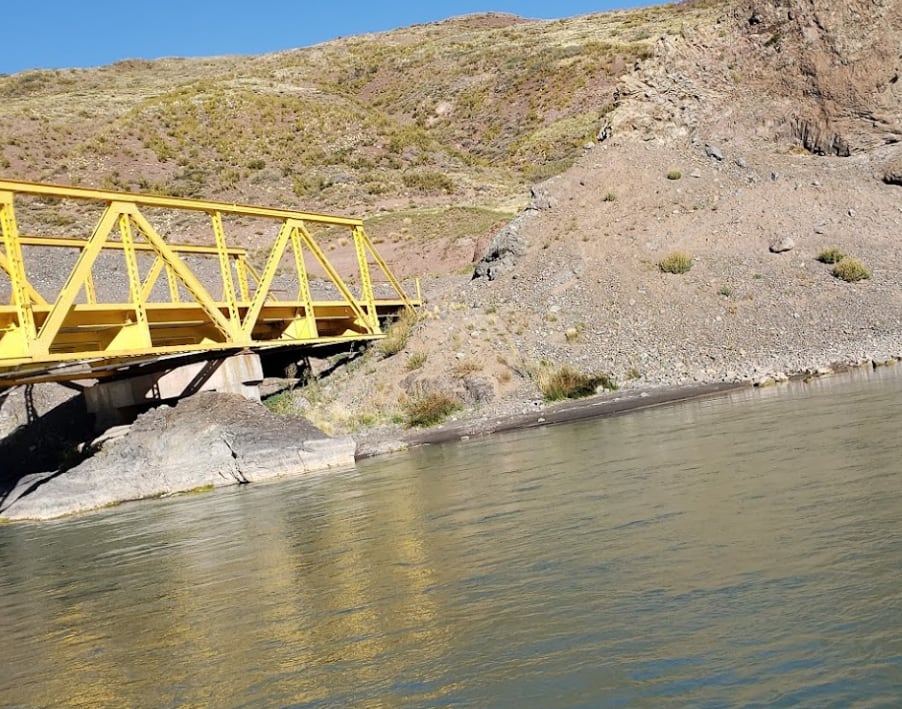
[883,157,902,186]
[705,143,724,161]
[472,215,529,280]
[0,392,355,521]
[769,236,796,253]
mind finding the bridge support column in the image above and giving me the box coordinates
[85,352,264,431]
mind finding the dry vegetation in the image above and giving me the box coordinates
[0,2,722,242]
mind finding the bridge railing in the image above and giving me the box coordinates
[0,179,420,385]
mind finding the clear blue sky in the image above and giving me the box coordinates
[1,0,665,74]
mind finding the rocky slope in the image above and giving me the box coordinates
[272,0,902,435]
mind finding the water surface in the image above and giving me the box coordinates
[1,368,901,707]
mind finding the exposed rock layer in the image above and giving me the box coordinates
[0,393,355,521]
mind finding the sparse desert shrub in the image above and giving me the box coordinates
[603,191,617,202]
[666,170,682,180]
[537,365,617,402]
[263,390,295,415]
[817,248,845,264]
[402,171,455,194]
[832,258,870,282]
[452,358,482,377]
[246,158,266,170]
[717,285,734,297]
[378,309,418,356]
[403,391,462,427]
[659,251,693,274]
[407,351,428,370]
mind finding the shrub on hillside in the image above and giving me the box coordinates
[378,309,418,356]
[658,251,693,274]
[403,391,462,427]
[537,365,617,402]
[817,248,845,264]
[832,258,870,282]
[402,171,455,194]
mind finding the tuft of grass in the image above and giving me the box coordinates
[659,251,693,274]
[717,285,734,297]
[263,390,295,414]
[403,391,462,427]
[666,170,682,180]
[831,258,870,282]
[453,358,483,376]
[817,247,845,264]
[603,191,617,202]
[407,351,428,370]
[378,309,418,356]
[537,365,617,402]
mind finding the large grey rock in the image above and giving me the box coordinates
[705,144,724,161]
[472,215,529,280]
[0,392,355,521]
[769,236,796,253]
[529,185,554,211]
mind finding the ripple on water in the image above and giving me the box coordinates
[0,368,901,707]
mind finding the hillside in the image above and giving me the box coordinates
[2,0,902,449]
[0,3,718,259]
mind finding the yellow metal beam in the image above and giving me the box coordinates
[19,235,248,258]
[0,179,421,386]
[126,207,238,342]
[294,220,378,334]
[0,191,39,341]
[211,211,241,331]
[0,178,363,227]
[32,203,121,356]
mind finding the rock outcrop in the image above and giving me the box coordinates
[0,392,355,521]
[736,0,902,153]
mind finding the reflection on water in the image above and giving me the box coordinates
[1,367,901,707]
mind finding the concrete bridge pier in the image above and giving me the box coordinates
[84,352,264,431]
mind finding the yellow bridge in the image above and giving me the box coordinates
[0,179,419,387]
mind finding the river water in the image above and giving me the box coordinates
[1,368,901,708]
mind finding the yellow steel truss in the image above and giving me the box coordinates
[0,179,420,386]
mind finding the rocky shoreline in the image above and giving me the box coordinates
[1,353,899,522]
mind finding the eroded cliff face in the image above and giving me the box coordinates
[736,0,902,154]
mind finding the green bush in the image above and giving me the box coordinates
[666,170,682,180]
[832,258,870,282]
[817,248,845,264]
[537,365,617,402]
[659,251,693,274]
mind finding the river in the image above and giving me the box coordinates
[1,367,900,707]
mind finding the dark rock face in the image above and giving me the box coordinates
[0,392,355,520]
